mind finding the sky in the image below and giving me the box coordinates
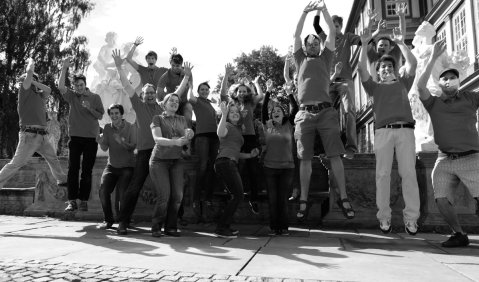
[74,0,354,88]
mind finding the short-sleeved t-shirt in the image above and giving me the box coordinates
[294,48,333,104]
[137,65,167,87]
[240,103,255,135]
[263,123,294,169]
[319,31,361,80]
[150,113,188,160]
[18,85,47,127]
[157,69,190,103]
[421,91,479,152]
[361,74,415,129]
[63,89,104,138]
[130,93,163,150]
[217,123,244,162]
[101,121,136,168]
[191,97,217,134]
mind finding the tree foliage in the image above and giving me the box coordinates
[0,0,94,157]
[214,45,286,94]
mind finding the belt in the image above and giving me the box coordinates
[379,123,415,129]
[21,126,48,135]
[442,150,479,160]
[299,102,332,113]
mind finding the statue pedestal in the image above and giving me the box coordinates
[420,139,438,152]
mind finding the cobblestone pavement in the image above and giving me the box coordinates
[0,259,318,282]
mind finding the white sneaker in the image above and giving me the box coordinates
[379,219,392,234]
[405,221,418,235]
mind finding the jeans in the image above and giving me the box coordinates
[193,135,219,202]
[240,135,260,201]
[0,131,66,188]
[149,159,184,231]
[67,136,98,201]
[329,79,357,152]
[374,128,420,222]
[118,149,153,224]
[264,167,293,230]
[99,165,133,223]
[214,158,244,228]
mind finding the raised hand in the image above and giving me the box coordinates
[367,9,378,21]
[359,28,372,44]
[111,49,124,67]
[183,61,194,77]
[334,62,343,74]
[303,1,319,13]
[134,36,144,46]
[62,57,73,68]
[26,58,35,73]
[266,79,274,92]
[316,0,326,11]
[431,40,447,59]
[220,101,229,116]
[390,27,404,43]
[253,75,261,85]
[395,2,407,16]
[184,128,194,140]
[225,63,234,76]
[377,19,387,31]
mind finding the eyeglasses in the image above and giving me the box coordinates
[145,91,156,95]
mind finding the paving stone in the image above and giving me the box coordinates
[196,279,212,282]
[50,279,69,282]
[160,270,178,276]
[99,270,119,276]
[109,277,128,282]
[162,275,181,281]
[212,275,230,280]
[49,269,65,275]
[98,265,117,271]
[127,272,148,279]
[8,277,30,282]
[79,272,98,279]
[194,273,213,279]
[84,268,102,274]
[178,272,195,277]
[5,266,25,272]
[34,277,52,282]
[283,279,302,282]
[143,274,164,280]
[179,277,198,282]
[82,264,101,269]
[114,267,132,272]
[229,276,248,281]
[31,272,50,278]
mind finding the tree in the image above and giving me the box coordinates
[214,45,286,94]
[0,0,94,157]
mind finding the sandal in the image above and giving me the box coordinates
[337,198,355,219]
[296,200,311,222]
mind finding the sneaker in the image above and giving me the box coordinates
[65,200,77,212]
[164,229,181,237]
[342,149,355,160]
[379,219,392,234]
[151,230,162,237]
[98,221,113,230]
[249,201,259,215]
[78,201,88,211]
[215,228,237,239]
[441,232,469,248]
[280,229,290,236]
[405,221,418,236]
[268,229,278,236]
[117,222,127,235]
[229,228,240,236]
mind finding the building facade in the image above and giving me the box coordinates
[345,0,479,152]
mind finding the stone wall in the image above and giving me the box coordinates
[0,153,477,230]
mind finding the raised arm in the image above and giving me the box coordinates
[174,62,193,98]
[395,3,407,36]
[217,101,229,138]
[58,57,73,95]
[418,40,446,100]
[126,37,143,70]
[330,62,343,81]
[220,63,233,101]
[391,27,417,76]
[261,80,274,124]
[253,75,264,105]
[112,49,135,97]
[358,28,372,82]
[283,52,293,85]
[187,78,196,104]
[313,10,323,35]
[22,58,35,90]
[319,1,335,51]
[294,2,319,52]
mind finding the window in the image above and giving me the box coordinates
[385,0,410,17]
[436,26,447,48]
[453,7,467,51]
